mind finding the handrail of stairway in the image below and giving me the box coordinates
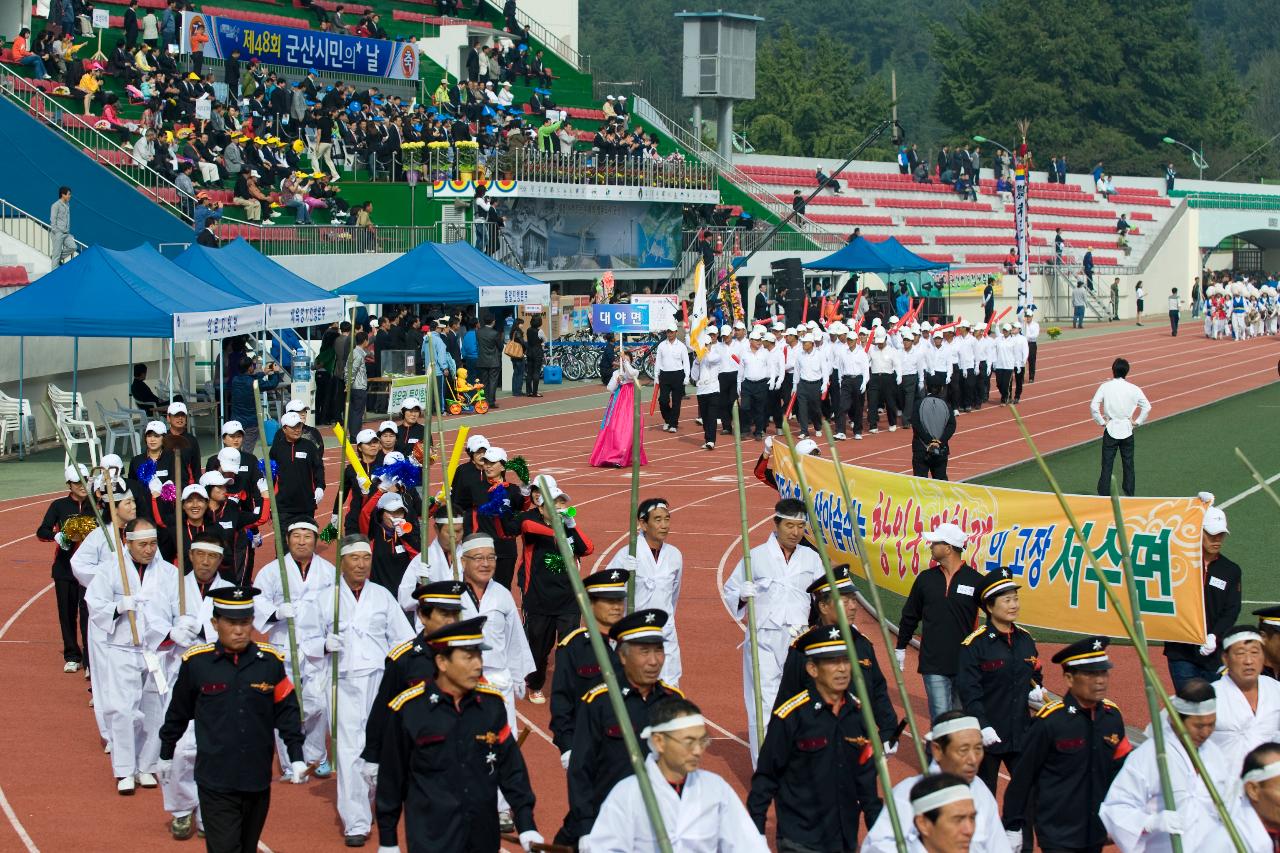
[478,0,589,74]
[0,196,90,254]
[0,65,194,224]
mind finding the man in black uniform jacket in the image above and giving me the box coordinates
[748,624,883,849]
[448,434,490,534]
[895,522,984,720]
[1164,500,1241,689]
[1255,605,1280,680]
[270,411,325,520]
[1002,636,1132,853]
[772,565,899,746]
[549,568,629,765]
[558,608,682,847]
[954,567,1044,793]
[360,581,464,789]
[35,464,93,672]
[374,616,542,852]
[157,585,308,853]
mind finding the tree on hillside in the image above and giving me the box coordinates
[933,0,1257,177]
[735,26,895,159]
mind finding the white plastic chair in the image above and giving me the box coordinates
[96,400,140,457]
[47,384,101,466]
[0,391,35,456]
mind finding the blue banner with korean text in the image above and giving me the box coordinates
[180,11,420,81]
[590,303,651,334]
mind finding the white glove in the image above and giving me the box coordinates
[55,531,73,550]
[148,477,162,496]
[359,760,378,785]
[740,580,758,599]
[1028,686,1046,704]
[314,487,325,504]
[560,750,571,770]
[257,478,268,495]
[154,757,173,779]
[175,614,199,634]
[1199,634,1217,656]
[519,830,544,852]
[895,648,907,668]
[169,626,197,647]
[357,475,371,494]
[563,514,577,529]
[980,726,1002,746]
[330,514,340,528]
[1197,491,1215,504]
[324,633,345,653]
[378,477,394,492]
[764,435,774,452]
[821,382,829,398]
[883,740,898,755]
[1005,829,1024,853]
[290,760,309,784]
[276,602,296,621]
[118,594,136,613]
[513,679,527,700]
[251,532,263,548]
[1144,810,1183,835]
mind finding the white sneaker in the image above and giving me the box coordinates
[270,211,282,218]
[137,772,158,788]
[63,661,81,673]
[888,425,897,432]
[854,434,863,440]
[869,428,879,434]
[834,432,846,440]
[704,442,714,450]
[117,777,136,795]
[104,742,111,753]
[695,417,703,425]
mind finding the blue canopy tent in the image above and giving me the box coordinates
[336,240,549,306]
[0,244,264,457]
[803,236,951,317]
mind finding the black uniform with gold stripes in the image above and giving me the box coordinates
[548,627,622,754]
[773,625,898,741]
[747,687,882,849]
[1002,691,1131,850]
[557,679,683,846]
[361,632,439,765]
[374,680,537,853]
[954,619,1042,787]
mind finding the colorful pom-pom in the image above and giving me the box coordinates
[160,482,177,502]
[137,458,157,484]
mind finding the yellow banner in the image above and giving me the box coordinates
[770,450,1207,644]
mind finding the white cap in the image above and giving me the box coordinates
[801,332,818,344]
[399,397,423,411]
[199,471,230,488]
[1001,323,1013,332]
[923,522,967,549]
[871,318,883,328]
[771,321,786,331]
[285,400,309,413]
[144,420,168,435]
[101,453,124,471]
[698,332,713,346]
[873,328,887,343]
[482,446,508,463]
[957,319,971,328]
[1024,307,1035,315]
[931,331,944,340]
[377,492,406,513]
[167,402,188,416]
[1203,507,1229,535]
[719,324,733,336]
[355,428,378,444]
[280,412,303,427]
[784,327,798,336]
[537,475,569,502]
[806,320,819,330]
[221,420,244,435]
[733,320,746,330]
[216,448,241,472]
[795,438,819,456]
[920,321,933,331]
[465,434,490,453]
[64,463,89,483]
[828,321,848,335]
[749,327,767,341]
[181,484,209,501]
[378,420,398,435]
[889,315,899,324]
[664,321,679,333]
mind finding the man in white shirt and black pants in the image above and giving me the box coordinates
[739,328,778,440]
[1089,357,1152,497]
[1021,307,1040,382]
[653,322,690,432]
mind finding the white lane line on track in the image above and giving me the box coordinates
[0,581,50,853]
[1219,469,1280,510]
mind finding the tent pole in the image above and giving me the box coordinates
[72,338,79,420]
[168,339,175,404]
[219,340,226,422]
[17,337,25,460]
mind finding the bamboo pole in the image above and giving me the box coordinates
[778,419,908,853]
[103,474,141,647]
[1109,473,1182,853]
[332,309,359,743]
[1235,448,1280,511]
[818,420,929,770]
[1008,405,1245,852]
[253,379,303,719]
[729,402,766,749]
[626,346,642,610]
[533,475,673,853]
[174,460,186,617]
[434,366,458,581]
[421,332,435,570]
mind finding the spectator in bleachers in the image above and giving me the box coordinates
[12,28,51,80]
[160,0,177,50]
[232,169,270,225]
[122,0,141,50]
[440,0,460,16]
[913,159,931,184]
[1097,172,1115,198]
[132,127,156,167]
[531,50,552,87]
[31,30,62,82]
[49,186,76,266]
[100,94,139,145]
[1091,160,1104,184]
[897,146,909,174]
[133,42,154,75]
[141,8,159,51]
[503,0,518,30]
[791,190,806,216]
[1056,155,1068,183]
[280,172,313,224]
[109,39,137,85]
[1054,228,1065,261]
[175,161,198,219]
[1115,213,1131,238]
[194,192,223,234]
[815,165,843,195]
[466,41,481,81]
[1003,248,1017,274]
[1165,162,1176,194]
[937,145,952,182]
[953,170,976,201]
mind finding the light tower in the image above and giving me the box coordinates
[676,10,761,161]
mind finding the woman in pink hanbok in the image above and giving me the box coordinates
[589,349,647,468]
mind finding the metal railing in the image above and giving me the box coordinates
[479,0,589,74]
[0,197,89,259]
[239,219,518,260]
[0,65,194,224]
[1179,191,1280,211]
[481,149,717,192]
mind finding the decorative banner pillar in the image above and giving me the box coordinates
[1014,165,1031,309]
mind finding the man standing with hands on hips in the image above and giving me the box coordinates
[653,321,690,433]
[1089,357,1151,497]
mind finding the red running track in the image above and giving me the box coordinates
[0,325,1274,851]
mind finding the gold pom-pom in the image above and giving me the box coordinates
[62,514,99,542]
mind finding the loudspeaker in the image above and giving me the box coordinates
[770,258,803,291]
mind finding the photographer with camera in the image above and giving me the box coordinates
[194,192,223,247]
[912,382,956,481]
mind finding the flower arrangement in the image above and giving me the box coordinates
[1046,326,1063,339]
[455,139,480,172]
[400,140,427,171]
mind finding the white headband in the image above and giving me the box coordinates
[774,510,807,522]
[641,502,669,516]
[190,541,225,555]
[912,784,973,816]
[125,529,158,541]
[458,536,496,557]
[640,714,705,739]
[433,515,465,525]
[1170,696,1216,716]
[1223,630,1263,649]
[1243,760,1280,785]
[927,716,980,741]
[340,541,372,557]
